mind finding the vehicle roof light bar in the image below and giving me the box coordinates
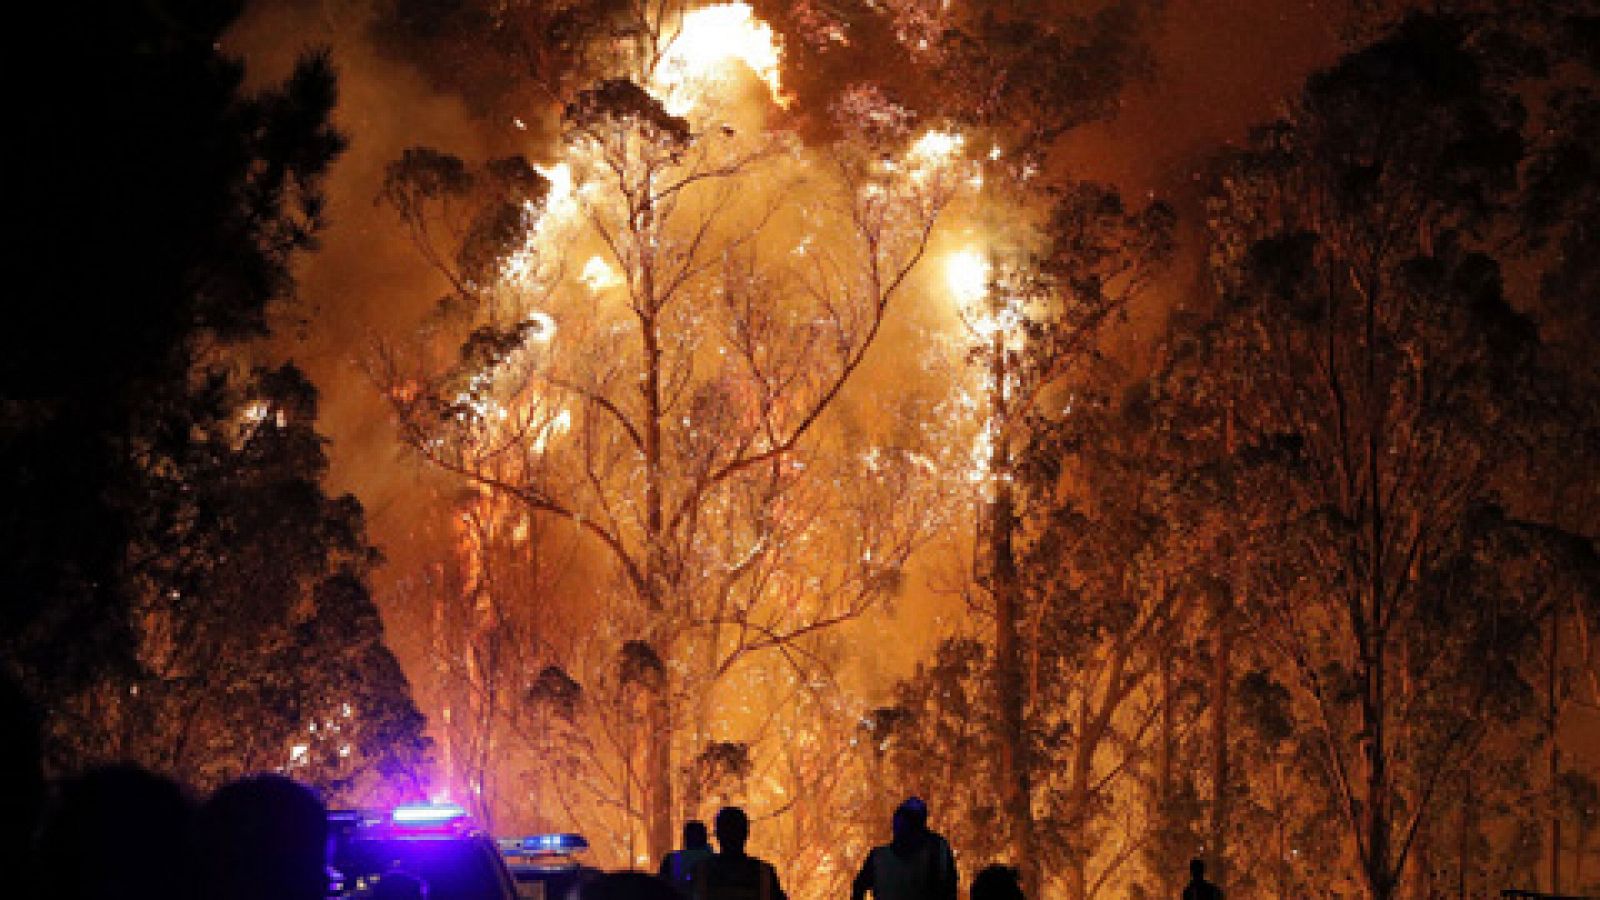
[520,833,589,853]
[391,803,468,825]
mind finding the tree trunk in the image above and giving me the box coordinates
[1061,851,1088,900]
[1549,608,1562,895]
[1209,588,1232,886]
[989,324,1038,898]
[1158,646,1178,898]
[1457,771,1472,899]
[639,223,674,864]
[1405,821,1431,900]
[1362,643,1395,900]
[646,686,673,863]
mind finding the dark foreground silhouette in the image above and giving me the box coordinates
[659,819,713,898]
[852,797,958,900]
[194,773,330,900]
[8,732,1209,900]
[35,764,194,900]
[1182,858,1223,900]
[969,866,1024,900]
[693,806,788,900]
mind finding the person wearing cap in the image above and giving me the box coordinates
[693,806,787,900]
[850,798,957,900]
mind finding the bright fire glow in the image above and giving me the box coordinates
[534,163,579,230]
[501,163,581,287]
[525,310,557,343]
[911,129,965,165]
[945,248,990,305]
[905,129,969,185]
[652,3,788,114]
[532,409,572,454]
[579,255,622,292]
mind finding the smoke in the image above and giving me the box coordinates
[1054,0,1347,364]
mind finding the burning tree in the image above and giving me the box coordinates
[376,3,963,861]
[872,180,1175,900]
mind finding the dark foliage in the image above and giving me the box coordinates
[2,1,429,797]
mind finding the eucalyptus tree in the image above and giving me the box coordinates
[376,15,962,854]
[1198,16,1559,897]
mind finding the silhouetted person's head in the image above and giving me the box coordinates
[971,865,1024,900]
[714,806,749,855]
[583,871,680,900]
[36,764,193,900]
[195,773,327,900]
[1189,858,1205,880]
[891,797,929,842]
[684,820,709,849]
[373,871,429,900]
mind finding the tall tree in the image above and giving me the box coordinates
[109,364,431,800]
[875,183,1174,900]
[1,1,432,793]
[377,33,958,856]
[1197,16,1559,897]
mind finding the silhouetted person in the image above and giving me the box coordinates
[1182,858,1223,900]
[851,797,957,900]
[692,806,787,900]
[969,865,1024,900]
[194,773,328,900]
[372,872,429,900]
[34,764,193,900]
[660,820,714,898]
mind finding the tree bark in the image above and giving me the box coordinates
[1549,607,1562,895]
[1158,645,1177,898]
[989,325,1038,898]
[1457,771,1472,900]
[646,683,673,863]
[1362,643,1395,900]
[1209,591,1232,887]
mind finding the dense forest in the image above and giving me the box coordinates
[4,1,1598,897]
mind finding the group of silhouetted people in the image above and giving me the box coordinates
[658,807,787,900]
[11,766,1224,900]
[4,666,1220,900]
[23,765,334,900]
[656,797,1224,900]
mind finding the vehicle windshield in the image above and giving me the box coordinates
[337,837,509,900]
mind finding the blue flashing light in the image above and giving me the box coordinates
[328,809,384,829]
[520,832,589,853]
[391,803,468,826]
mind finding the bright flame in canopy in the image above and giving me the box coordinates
[653,3,788,113]
[911,130,965,165]
[946,248,990,305]
[579,255,622,292]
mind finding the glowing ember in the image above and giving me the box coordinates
[652,3,788,114]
